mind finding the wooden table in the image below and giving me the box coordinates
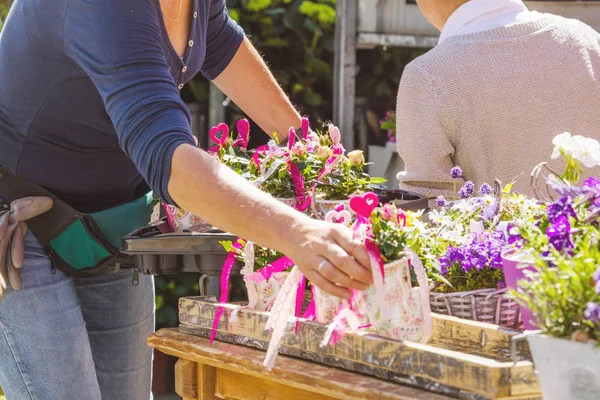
[148,328,454,400]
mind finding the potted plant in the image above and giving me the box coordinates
[164,119,251,232]
[220,240,294,312]
[420,167,543,328]
[319,194,432,343]
[516,249,600,400]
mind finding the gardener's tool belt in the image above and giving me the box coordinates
[0,166,153,278]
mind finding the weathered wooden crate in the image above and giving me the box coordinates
[178,297,541,400]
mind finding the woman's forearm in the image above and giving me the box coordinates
[167,143,310,255]
[212,37,301,138]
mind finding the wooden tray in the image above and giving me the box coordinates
[178,297,541,400]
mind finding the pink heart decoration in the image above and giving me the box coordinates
[349,192,379,218]
[209,123,229,147]
[233,119,250,149]
[325,210,352,225]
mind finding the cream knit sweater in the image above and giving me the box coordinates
[396,14,600,201]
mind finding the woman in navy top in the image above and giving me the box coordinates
[0,0,373,398]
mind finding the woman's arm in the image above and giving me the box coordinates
[168,144,372,298]
[212,37,302,138]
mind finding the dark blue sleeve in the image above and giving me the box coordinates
[200,0,245,80]
[62,0,196,206]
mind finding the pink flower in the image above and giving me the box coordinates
[328,124,341,146]
[292,142,305,157]
[382,203,396,221]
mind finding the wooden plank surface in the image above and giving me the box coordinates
[148,328,454,400]
[177,297,540,399]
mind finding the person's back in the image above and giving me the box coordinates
[396,13,600,198]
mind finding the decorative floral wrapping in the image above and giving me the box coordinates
[164,204,209,232]
[362,252,431,342]
[244,272,290,312]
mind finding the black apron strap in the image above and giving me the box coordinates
[0,166,82,245]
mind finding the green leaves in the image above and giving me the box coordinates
[299,1,336,27]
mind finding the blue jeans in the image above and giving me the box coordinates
[0,230,155,400]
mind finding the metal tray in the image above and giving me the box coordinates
[122,219,237,276]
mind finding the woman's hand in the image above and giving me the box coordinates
[283,219,373,299]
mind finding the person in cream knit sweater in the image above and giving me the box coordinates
[396,0,600,201]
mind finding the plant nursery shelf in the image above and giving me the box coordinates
[178,297,542,400]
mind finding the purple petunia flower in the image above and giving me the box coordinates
[463,181,475,195]
[439,233,506,276]
[479,183,492,196]
[436,195,447,207]
[451,166,463,179]
[498,281,506,290]
[596,281,600,295]
[583,177,600,198]
[593,268,600,283]
[546,197,577,224]
[585,302,600,323]
[546,215,574,252]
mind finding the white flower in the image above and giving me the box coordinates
[551,132,600,168]
[551,132,572,159]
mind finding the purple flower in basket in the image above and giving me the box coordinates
[583,177,600,199]
[546,197,576,224]
[458,187,469,199]
[450,166,463,179]
[546,215,574,252]
[463,181,475,196]
[507,224,524,246]
[584,302,600,323]
[435,195,447,207]
[479,183,492,196]
[593,268,600,284]
[498,281,506,290]
[440,233,506,275]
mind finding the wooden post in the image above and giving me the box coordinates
[333,0,357,151]
[208,83,225,130]
[175,359,198,400]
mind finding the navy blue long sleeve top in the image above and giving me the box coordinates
[0,0,244,212]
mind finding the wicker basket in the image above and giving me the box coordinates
[429,288,521,328]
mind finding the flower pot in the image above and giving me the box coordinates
[429,288,520,328]
[364,257,431,342]
[244,272,289,312]
[314,199,352,219]
[313,286,342,324]
[163,204,210,232]
[528,334,600,400]
[502,250,537,330]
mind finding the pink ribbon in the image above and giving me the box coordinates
[294,275,306,333]
[288,127,296,151]
[301,117,310,140]
[245,256,295,283]
[289,162,311,212]
[210,239,243,345]
[302,285,316,321]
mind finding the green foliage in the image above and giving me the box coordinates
[516,238,600,340]
[0,0,10,31]
[155,274,200,328]
[222,0,336,124]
